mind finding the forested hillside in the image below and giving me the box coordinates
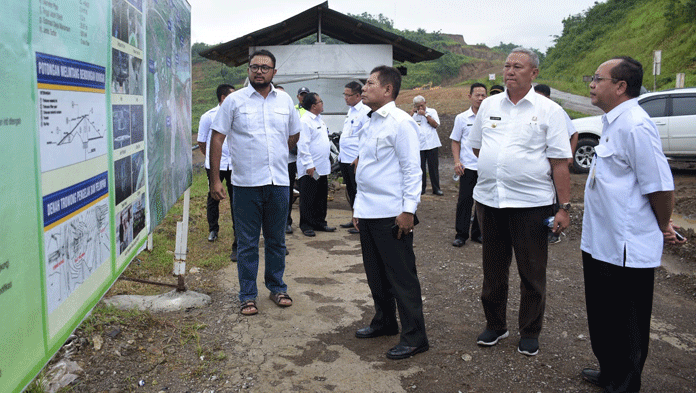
[541,0,696,94]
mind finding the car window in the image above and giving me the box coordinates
[672,95,696,116]
[639,97,667,117]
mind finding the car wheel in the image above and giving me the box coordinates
[573,138,598,173]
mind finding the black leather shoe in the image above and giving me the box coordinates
[386,343,429,359]
[208,230,218,242]
[302,229,316,237]
[580,368,603,387]
[317,226,336,232]
[355,326,398,339]
[471,236,482,244]
[452,238,465,247]
[348,228,359,234]
[340,222,354,228]
[433,190,444,196]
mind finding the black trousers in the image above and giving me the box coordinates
[358,218,428,347]
[287,161,297,226]
[583,252,654,393]
[455,169,480,241]
[206,168,236,247]
[420,148,440,193]
[477,203,552,338]
[298,174,328,231]
[339,162,357,208]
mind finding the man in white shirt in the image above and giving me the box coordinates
[209,50,301,316]
[467,48,572,356]
[197,84,236,251]
[412,96,443,195]
[352,65,428,360]
[450,83,486,247]
[338,81,370,234]
[579,56,684,392]
[297,92,335,237]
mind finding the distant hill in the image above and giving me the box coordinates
[540,0,696,95]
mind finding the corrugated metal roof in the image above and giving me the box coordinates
[199,1,444,67]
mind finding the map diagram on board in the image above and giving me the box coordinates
[45,199,110,314]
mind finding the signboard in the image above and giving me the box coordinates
[0,0,191,391]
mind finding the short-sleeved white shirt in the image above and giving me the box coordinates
[413,107,442,150]
[197,105,232,171]
[338,100,370,163]
[297,111,331,177]
[581,98,674,268]
[467,87,571,208]
[354,102,422,219]
[449,108,478,171]
[211,85,301,187]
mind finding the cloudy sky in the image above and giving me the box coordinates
[191,0,601,51]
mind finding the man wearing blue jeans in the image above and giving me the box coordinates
[209,49,301,316]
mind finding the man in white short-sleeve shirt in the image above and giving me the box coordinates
[209,50,301,316]
[412,95,443,195]
[197,84,235,248]
[450,82,486,247]
[352,65,428,360]
[466,48,572,356]
[579,56,684,392]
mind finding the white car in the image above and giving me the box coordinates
[571,87,696,172]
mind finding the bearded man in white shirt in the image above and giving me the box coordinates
[579,56,684,393]
[351,65,428,360]
[467,47,572,356]
[209,50,301,316]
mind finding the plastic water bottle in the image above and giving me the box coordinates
[453,173,460,181]
[544,216,555,228]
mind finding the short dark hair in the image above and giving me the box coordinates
[534,84,551,98]
[490,85,504,95]
[470,82,487,95]
[370,65,401,100]
[302,92,320,110]
[216,84,234,103]
[610,56,643,98]
[249,49,276,68]
[345,81,363,95]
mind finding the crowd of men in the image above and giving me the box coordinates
[199,47,685,392]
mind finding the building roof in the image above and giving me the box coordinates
[199,1,444,67]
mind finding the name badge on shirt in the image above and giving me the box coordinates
[490,116,501,120]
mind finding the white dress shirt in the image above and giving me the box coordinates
[449,108,478,171]
[297,111,331,177]
[353,102,422,218]
[197,105,232,171]
[467,87,571,208]
[211,85,301,187]
[338,100,370,163]
[413,107,441,150]
[581,98,674,268]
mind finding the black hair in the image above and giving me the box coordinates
[249,49,276,68]
[345,81,363,95]
[610,56,643,98]
[470,82,487,95]
[370,65,401,100]
[534,84,551,98]
[302,92,320,111]
[216,84,234,103]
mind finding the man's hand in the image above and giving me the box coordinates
[352,217,359,232]
[395,212,415,239]
[417,108,426,116]
[210,179,227,201]
[664,219,687,245]
[307,167,316,177]
[454,162,465,176]
[552,209,570,235]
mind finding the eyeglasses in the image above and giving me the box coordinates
[343,93,359,97]
[591,75,618,83]
[248,64,273,74]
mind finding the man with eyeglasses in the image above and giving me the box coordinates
[209,49,301,316]
[466,47,572,356]
[580,56,684,392]
[337,81,370,234]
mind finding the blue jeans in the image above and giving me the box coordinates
[233,185,289,302]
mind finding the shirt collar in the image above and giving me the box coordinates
[306,111,319,120]
[242,84,277,98]
[371,101,396,119]
[603,98,639,125]
[503,86,537,106]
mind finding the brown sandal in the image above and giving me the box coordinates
[269,292,293,307]
[240,299,258,315]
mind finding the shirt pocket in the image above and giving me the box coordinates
[239,106,261,132]
[375,135,393,161]
[272,107,290,131]
[512,122,541,146]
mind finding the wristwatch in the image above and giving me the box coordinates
[560,202,571,211]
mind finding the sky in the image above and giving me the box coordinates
[191,0,602,52]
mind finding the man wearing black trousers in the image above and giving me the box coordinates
[352,65,428,360]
